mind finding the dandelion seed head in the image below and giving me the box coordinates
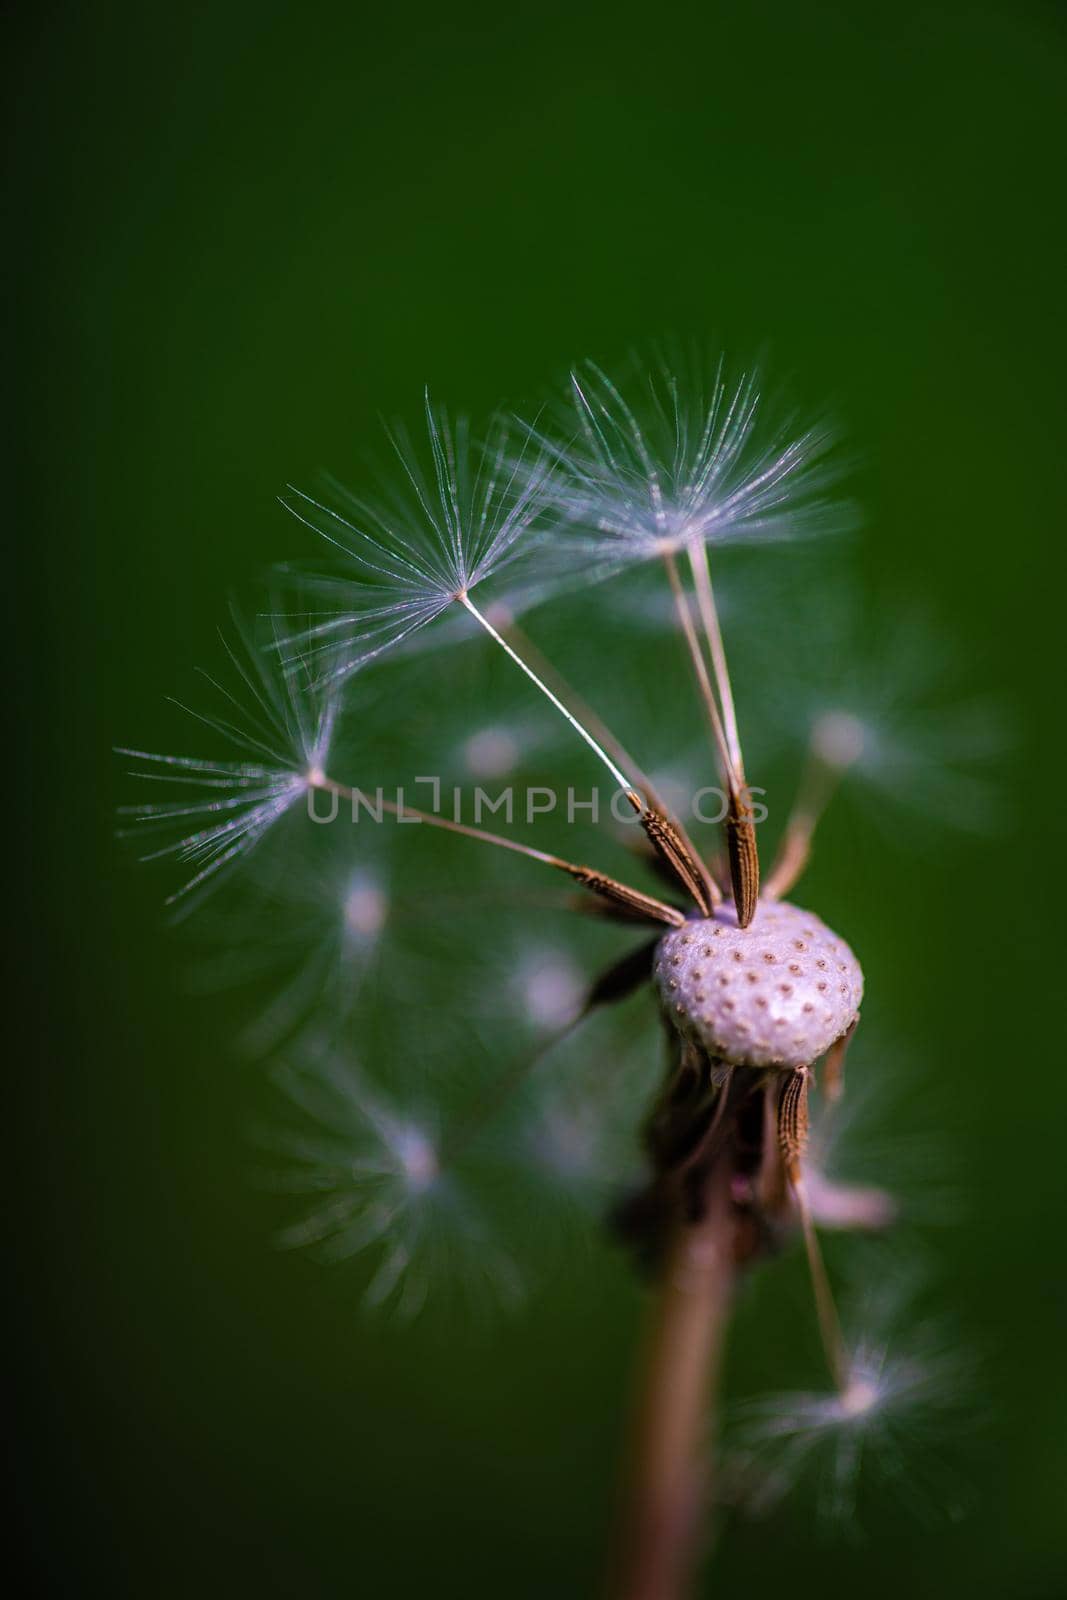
[655,900,863,1071]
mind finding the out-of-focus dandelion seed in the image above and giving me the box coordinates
[266,1053,522,1317]
[763,593,1008,838]
[726,1315,971,1525]
[116,612,340,908]
[234,862,390,1057]
[343,871,388,940]
[802,1167,897,1232]
[463,725,522,780]
[514,947,587,1031]
[811,710,867,771]
[530,1101,602,1183]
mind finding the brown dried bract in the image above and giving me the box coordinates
[565,864,686,927]
[725,790,760,927]
[640,808,716,916]
[776,1067,810,1180]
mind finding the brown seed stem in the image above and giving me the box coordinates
[315,778,684,926]
[502,619,722,908]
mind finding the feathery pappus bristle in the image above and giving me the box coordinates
[276,393,560,680]
[116,610,341,909]
[517,344,858,572]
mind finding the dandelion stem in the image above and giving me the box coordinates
[610,1170,735,1600]
[458,593,639,799]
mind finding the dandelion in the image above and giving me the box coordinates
[118,348,983,1599]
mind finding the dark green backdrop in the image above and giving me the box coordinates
[13,2,1066,1595]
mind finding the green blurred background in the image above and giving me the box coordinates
[13,1,1067,1594]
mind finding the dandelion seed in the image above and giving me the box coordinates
[463,725,521,781]
[116,611,341,908]
[278,392,556,678]
[281,392,640,794]
[234,861,390,1057]
[726,1316,971,1525]
[522,346,856,571]
[764,592,1009,836]
[265,1052,523,1317]
[513,947,586,1031]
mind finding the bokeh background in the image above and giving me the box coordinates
[13,2,1067,1595]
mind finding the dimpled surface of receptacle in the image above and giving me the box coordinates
[654,900,862,1070]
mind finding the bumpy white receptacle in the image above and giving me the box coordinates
[654,900,862,1070]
